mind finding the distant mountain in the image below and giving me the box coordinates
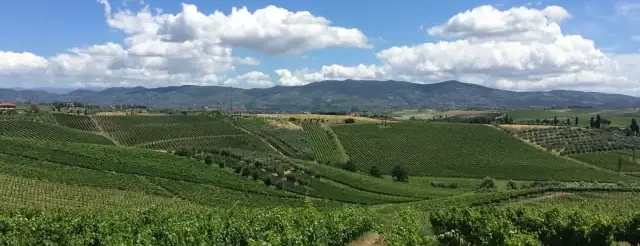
[1,80,639,111]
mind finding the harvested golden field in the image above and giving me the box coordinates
[498,124,555,131]
[256,113,382,123]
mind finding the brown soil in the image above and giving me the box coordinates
[348,232,388,246]
[498,124,555,131]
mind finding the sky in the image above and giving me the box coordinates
[1,0,640,95]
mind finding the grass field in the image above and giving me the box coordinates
[0,120,114,145]
[332,122,635,182]
[94,115,244,146]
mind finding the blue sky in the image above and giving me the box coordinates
[1,0,639,94]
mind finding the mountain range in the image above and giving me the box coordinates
[1,80,639,111]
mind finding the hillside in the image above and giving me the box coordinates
[331,122,635,182]
[2,80,640,111]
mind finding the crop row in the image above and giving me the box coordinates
[431,206,640,245]
[0,206,372,245]
[94,115,243,146]
[301,122,348,165]
[235,118,314,160]
[0,112,57,124]
[571,151,640,173]
[0,121,113,145]
[517,127,635,154]
[52,113,99,132]
[331,122,633,182]
[0,172,192,211]
[138,135,274,153]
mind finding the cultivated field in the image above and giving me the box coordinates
[331,122,634,182]
[1,111,640,244]
[256,113,382,124]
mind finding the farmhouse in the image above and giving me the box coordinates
[0,102,16,110]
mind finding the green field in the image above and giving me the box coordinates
[509,108,638,128]
[0,120,114,145]
[94,115,244,146]
[3,112,640,244]
[235,118,314,160]
[302,122,349,165]
[53,113,99,131]
[332,122,634,182]
[513,126,635,155]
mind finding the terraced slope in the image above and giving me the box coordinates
[53,113,99,132]
[332,122,635,182]
[93,115,244,146]
[0,120,113,145]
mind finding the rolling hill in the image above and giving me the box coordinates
[2,80,640,111]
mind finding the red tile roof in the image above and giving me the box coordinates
[0,103,16,107]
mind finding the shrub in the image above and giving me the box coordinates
[275,180,285,190]
[263,176,274,186]
[430,182,458,189]
[344,161,357,172]
[241,168,251,177]
[369,166,381,178]
[508,180,518,189]
[285,173,297,183]
[344,118,356,124]
[251,171,261,180]
[391,165,409,182]
[204,155,213,165]
[477,177,496,190]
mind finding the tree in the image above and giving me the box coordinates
[566,118,571,126]
[575,116,579,126]
[204,155,213,165]
[618,155,623,175]
[590,117,595,128]
[631,119,639,133]
[369,166,381,178]
[553,116,558,125]
[29,104,40,114]
[343,161,357,172]
[507,180,518,189]
[391,165,408,182]
[595,114,602,128]
[344,118,356,124]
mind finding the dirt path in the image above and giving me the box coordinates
[90,116,120,146]
[348,232,388,246]
[515,192,571,204]
[231,124,284,156]
[134,134,248,147]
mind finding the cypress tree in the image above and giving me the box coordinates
[575,116,579,126]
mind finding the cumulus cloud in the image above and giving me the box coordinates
[0,0,369,88]
[278,5,640,94]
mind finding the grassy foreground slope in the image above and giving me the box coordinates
[0,121,113,145]
[332,122,635,182]
[94,115,244,146]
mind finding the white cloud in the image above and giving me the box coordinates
[0,0,369,88]
[157,4,370,54]
[278,5,640,95]
[274,64,387,86]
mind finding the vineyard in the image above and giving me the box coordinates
[235,118,314,160]
[0,121,114,145]
[93,115,243,146]
[0,112,57,124]
[571,151,640,173]
[0,172,196,210]
[512,126,636,155]
[137,135,274,153]
[52,113,99,131]
[331,122,634,182]
[301,122,349,165]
